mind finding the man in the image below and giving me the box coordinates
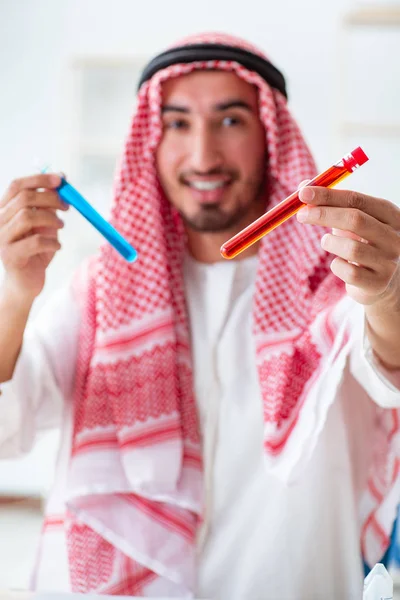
[0,32,400,599]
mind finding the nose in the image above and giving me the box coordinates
[189,124,223,173]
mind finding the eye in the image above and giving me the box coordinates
[222,115,242,127]
[164,119,189,130]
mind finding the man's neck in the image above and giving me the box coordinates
[186,228,260,263]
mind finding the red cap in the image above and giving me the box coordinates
[343,146,369,172]
[351,146,369,166]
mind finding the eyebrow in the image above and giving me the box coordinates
[161,99,254,114]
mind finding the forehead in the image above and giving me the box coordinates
[160,70,259,110]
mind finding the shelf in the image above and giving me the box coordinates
[344,5,400,27]
[340,122,400,136]
[74,141,123,156]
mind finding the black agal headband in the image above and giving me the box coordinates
[137,43,288,99]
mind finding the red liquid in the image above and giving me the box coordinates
[221,164,352,259]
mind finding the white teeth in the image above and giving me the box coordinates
[189,180,226,191]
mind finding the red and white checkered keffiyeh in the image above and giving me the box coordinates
[61,33,400,596]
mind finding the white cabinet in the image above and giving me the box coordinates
[67,57,148,218]
[336,5,400,201]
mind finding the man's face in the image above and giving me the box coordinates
[155,70,267,234]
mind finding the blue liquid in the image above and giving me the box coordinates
[57,179,137,263]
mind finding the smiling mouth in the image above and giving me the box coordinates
[184,179,232,191]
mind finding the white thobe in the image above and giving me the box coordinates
[1,254,400,600]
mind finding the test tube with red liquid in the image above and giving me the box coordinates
[220,146,369,260]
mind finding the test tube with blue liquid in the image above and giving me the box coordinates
[41,167,137,262]
[57,178,137,262]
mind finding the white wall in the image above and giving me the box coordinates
[0,0,351,188]
[1,0,398,194]
[0,0,399,494]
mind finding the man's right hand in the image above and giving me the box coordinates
[0,174,69,302]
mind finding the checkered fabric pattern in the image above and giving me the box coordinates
[60,32,399,594]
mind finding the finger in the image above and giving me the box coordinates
[0,208,64,244]
[0,190,68,227]
[29,226,60,238]
[298,187,400,229]
[0,235,61,267]
[297,206,400,258]
[321,233,398,275]
[330,257,392,296]
[331,228,364,242]
[0,174,62,208]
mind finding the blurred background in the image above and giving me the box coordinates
[0,0,399,590]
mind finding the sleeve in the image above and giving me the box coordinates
[348,301,400,408]
[0,282,81,458]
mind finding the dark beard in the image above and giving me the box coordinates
[178,202,252,232]
[179,176,267,233]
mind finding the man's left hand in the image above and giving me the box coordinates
[297,186,400,308]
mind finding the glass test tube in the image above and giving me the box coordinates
[220,146,369,260]
[57,178,138,263]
